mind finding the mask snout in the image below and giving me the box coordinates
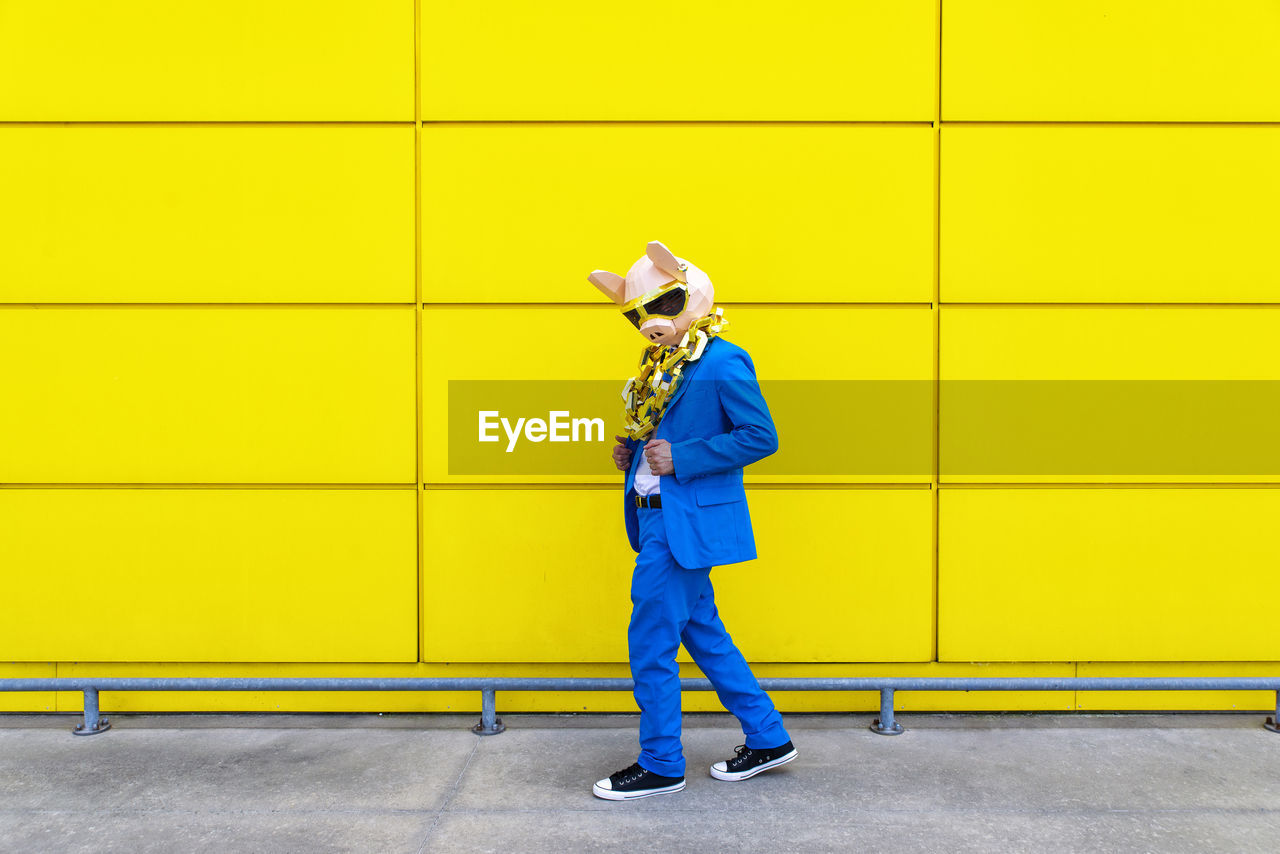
[638,317,678,344]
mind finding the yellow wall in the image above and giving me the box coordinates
[3,1,1278,716]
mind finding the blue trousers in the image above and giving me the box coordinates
[629,506,790,777]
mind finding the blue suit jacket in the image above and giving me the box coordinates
[623,337,779,568]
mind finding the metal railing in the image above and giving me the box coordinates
[3,676,1280,737]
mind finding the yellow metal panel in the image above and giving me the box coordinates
[0,127,414,303]
[0,490,417,662]
[943,0,1280,121]
[942,126,1280,302]
[723,488,933,662]
[942,308,1280,381]
[1077,662,1280,713]
[421,1,935,120]
[939,488,1280,662]
[940,307,1280,483]
[0,308,415,483]
[422,488,932,663]
[0,1,413,120]
[0,663,55,712]
[421,489,635,663]
[421,124,934,302]
[422,306,933,483]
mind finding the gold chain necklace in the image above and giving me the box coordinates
[620,307,729,440]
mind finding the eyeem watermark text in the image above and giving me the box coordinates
[478,410,606,453]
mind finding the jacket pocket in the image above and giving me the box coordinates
[694,484,743,506]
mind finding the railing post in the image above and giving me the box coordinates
[72,687,111,736]
[870,688,904,735]
[1265,691,1280,734]
[472,687,505,735]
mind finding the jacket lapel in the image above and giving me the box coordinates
[661,343,709,419]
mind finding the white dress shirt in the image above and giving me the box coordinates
[634,441,660,496]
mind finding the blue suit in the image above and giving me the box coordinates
[621,336,790,777]
[623,337,779,568]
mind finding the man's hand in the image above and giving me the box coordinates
[611,435,633,472]
[644,438,675,475]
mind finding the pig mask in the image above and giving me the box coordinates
[588,241,715,347]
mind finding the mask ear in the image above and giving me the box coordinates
[588,270,626,304]
[646,241,687,283]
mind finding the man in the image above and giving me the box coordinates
[585,241,796,800]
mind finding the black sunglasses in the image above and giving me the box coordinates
[622,285,689,329]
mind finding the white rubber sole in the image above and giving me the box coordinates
[709,748,798,782]
[592,779,686,801]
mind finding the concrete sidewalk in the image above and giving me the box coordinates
[2,712,1278,853]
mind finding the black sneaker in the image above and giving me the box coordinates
[592,761,686,800]
[709,741,798,781]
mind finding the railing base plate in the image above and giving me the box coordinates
[472,718,505,736]
[73,718,111,736]
[870,718,904,736]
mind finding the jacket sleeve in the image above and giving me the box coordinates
[669,348,779,482]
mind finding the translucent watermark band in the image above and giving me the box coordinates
[447,380,1280,477]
